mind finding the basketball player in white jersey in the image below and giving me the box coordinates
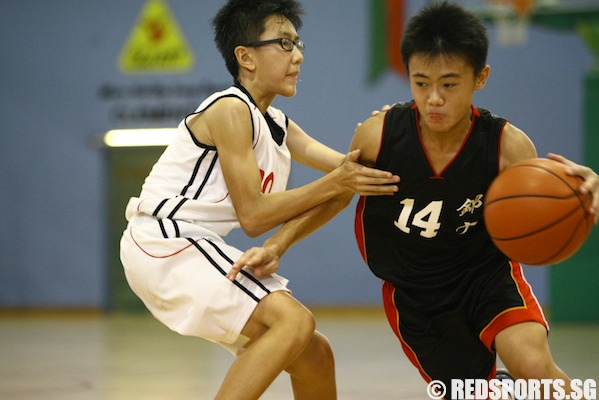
[119,1,399,399]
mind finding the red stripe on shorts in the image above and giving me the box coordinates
[479,260,548,351]
[382,281,434,383]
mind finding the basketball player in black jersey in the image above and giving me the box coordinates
[230,2,599,399]
[348,2,598,399]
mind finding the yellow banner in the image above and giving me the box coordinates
[118,0,194,74]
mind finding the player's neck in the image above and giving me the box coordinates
[236,79,275,115]
[420,126,469,153]
[419,114,472,174]
[419,110,472,149]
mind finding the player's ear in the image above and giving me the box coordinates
[475,65,491,91]
[235,45,256,72]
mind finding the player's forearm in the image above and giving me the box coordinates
[262,192,354,258]
[238,169,351,237]
[238,153,398,237]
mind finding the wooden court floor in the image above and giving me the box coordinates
[0,308,597,400]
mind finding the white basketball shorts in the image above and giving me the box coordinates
[120,214,290,355]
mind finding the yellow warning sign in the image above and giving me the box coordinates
[118,0,194,74]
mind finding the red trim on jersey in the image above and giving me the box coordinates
[479,260,548,351]
[128,226,199,259]
[214,192,230,203]
[382,281,434,383]
[253,106,261,150]
[376,111,391,166]
[354,196,368,263]
[496,119,509,173]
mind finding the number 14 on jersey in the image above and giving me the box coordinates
[394,198,443,239]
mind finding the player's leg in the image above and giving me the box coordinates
[215,291,336,400]
[495,321,562,378]
[285,330,336,399]
[495,321,585,400]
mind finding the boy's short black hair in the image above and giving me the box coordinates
[400,1,489,75]
[212,0,304,79]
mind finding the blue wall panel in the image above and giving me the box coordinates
[0,0,592,308]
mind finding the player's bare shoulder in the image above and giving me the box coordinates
[351,111,386,166]
[187,96,250,147]
[499,122,538,171]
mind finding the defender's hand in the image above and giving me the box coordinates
[335,149,400,196]
[227,246,281,281]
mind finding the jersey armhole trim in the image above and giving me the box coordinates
[184,94,254,149]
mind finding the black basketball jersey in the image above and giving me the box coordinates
[355,101,511,305]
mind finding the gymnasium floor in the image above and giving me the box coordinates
[0,308,597,400]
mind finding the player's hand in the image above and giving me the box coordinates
[548,153,599,224]
[335,149,400,196]
[226,246,280,281]
[371,103,395,117]
[356,104,395,127]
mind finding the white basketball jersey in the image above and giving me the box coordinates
[126,85,291,237]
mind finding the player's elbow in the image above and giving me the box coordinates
[238,214,272,238]
[241,225,264,238]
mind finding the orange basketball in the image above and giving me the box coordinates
[484,158,593,265]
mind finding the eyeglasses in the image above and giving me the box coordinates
[244,37,305,54]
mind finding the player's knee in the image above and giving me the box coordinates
[261,292,316,347]
[286,307,316,345]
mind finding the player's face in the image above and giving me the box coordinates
[250,15,304,99]
[408,53,489,137]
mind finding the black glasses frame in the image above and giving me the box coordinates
[244,37,305,53]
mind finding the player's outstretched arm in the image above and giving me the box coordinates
[193,98,399,237]
[285,118,399,189]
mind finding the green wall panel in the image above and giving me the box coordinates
[550,73,599,322]
[105,147,165,312]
